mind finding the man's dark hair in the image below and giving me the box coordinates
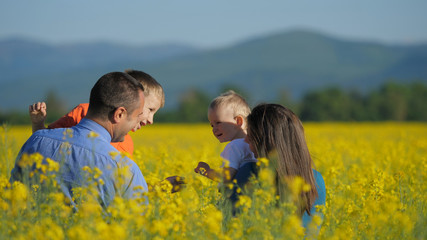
[88,72,144,119]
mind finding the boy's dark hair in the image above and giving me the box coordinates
[88,72,144,119]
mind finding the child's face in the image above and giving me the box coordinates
[208,106,242,143]
[132,93,162,131]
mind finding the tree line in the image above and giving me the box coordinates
[154,81,427,122]
[1,81,427,125]
[297,81,427,121]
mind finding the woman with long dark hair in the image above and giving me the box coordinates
[232,103,326,227]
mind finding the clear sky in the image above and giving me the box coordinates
[1,0,427,48]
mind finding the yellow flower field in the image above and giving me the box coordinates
[0,123,426,239]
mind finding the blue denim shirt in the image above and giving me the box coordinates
[10,118,148,208]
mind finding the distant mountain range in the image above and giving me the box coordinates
[1,30,426,111]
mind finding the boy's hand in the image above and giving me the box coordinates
[194,162,211,176]
[165,176,186,193]
[29,102,47,124]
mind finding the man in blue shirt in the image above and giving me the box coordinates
[10,72,148,208]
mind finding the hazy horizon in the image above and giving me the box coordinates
[1,1,427,49]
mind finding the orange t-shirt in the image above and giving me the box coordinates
[48,103,134,157]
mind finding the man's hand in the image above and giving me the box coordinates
[194,162,211,176]
[29,102,47,132]
[165,176,186,193]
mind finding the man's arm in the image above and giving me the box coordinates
[165,176,186,193]
[119,162,149,204]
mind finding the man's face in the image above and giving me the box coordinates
[208,106,241,143]
[112,91,145,142]
[132,93,162,131]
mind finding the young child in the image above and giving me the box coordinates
[28,69,165,157]
[194,90,257,183]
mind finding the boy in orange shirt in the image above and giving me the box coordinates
[29,69,164,157]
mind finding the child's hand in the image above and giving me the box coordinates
[194,162,210,176]
[29,102,47,124]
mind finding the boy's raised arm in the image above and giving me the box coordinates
[29,102,47,133]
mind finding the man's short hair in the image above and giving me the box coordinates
[210,90,251,118]
[88,72,144,119]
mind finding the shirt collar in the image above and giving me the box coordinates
[77,118,112,143]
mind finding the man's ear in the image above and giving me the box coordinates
[235,115,244,127]
[112,107,127,123]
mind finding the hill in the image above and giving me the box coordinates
[1,30,426,111]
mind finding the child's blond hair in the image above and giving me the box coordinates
[209,90,251,119]
[125,69,165,107]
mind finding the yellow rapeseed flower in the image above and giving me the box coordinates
[0,123,425,239]
[87,131,99,138]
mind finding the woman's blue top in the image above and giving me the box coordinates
[231,162,326,228]
[302,169,326,227]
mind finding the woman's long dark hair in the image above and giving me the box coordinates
[247,103,318,215]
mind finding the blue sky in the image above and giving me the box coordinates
[1,0,427,48]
